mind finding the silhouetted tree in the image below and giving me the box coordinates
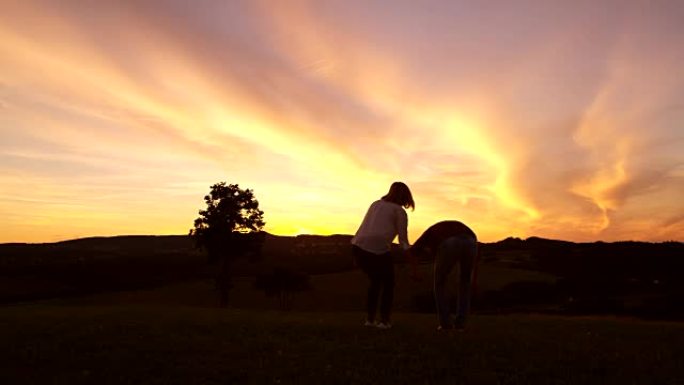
[189,182,265,307]
[254,267,311,310]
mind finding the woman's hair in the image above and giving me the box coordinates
[382,182,415,210]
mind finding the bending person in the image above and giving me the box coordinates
[409,221,478,331]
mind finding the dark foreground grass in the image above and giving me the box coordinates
[1,305,683,385]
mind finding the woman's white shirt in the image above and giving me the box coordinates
[351,199,409,254]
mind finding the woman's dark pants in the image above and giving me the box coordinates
[353,246,395,323]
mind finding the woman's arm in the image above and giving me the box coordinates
[396,209,410,250]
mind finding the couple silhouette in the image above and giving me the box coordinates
[352,182,478,331]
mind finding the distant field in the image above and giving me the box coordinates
[57,262,556,312]
[4,234,682,319]
[1,305,682,384]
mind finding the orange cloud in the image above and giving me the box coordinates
[0,1,682,242]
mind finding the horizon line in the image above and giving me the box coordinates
[1,232,681,246]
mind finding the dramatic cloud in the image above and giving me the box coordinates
[1,0,682,242]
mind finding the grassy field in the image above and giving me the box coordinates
[2,305,683,384]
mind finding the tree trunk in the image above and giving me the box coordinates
[217,257,232,308]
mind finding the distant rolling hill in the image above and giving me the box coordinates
[0,233,356,303]
[1,234,682,319]
[0,233,353,272]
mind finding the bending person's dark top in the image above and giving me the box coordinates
[410,220,477,258]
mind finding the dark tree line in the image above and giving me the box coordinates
[476,238,684,318]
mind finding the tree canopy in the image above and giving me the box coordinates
[189,182,265,263]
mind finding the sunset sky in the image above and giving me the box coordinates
[1,0,683,243]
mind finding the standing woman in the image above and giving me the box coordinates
[352,182,414,329]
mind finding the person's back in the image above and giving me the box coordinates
[352,199,409,255]
[411,221,476,255]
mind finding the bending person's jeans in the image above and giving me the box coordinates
[433,234,477,328]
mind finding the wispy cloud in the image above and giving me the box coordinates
[0,0,682,242]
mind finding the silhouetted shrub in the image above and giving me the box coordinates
[254,267,312,310]
[632,294,684,320]
[564,297,625,315]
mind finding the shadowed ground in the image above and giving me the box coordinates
[50,263,557,311]
[2,305,683,384]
